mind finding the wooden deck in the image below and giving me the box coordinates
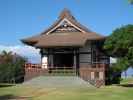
[24,63,108,87]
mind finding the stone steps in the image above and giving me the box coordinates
[23,76,94,88]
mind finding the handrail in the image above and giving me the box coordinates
[24,63,107,69]
[49,66,76,69]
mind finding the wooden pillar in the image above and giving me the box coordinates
[91,41,93,65]
[40,49,48,69]
[41,55,48,69]
[73,50,76,68]
[49,54,54,67]
[76,49,79,76]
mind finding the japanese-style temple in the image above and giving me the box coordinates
[21,9,110,87]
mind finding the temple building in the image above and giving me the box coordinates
[21,9,110,86]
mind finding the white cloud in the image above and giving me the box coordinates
[0,45,41,63]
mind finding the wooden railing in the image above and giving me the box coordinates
[24,63,107,69]
[25,63,41,69]
[79,63,108,87]
[24,63,76,76]
[24,63,108,75]
[24,63,108,87]
[48,66,76,75]
[24,63,47,81]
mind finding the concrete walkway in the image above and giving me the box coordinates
[22,76,94,88]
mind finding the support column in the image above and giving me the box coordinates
[76,54,79,76]
[73,51,76,68]
[41,55,48,69]
[49,54,54,67]
[40,49,48,69]
[76,49,79,76]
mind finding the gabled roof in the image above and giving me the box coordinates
[21,9,106,48]
[41,9,91,34]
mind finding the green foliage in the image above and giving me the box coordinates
[0,51,27,83]
[106,64,122,85]
[128,0,133,4]
[104,25,133,83]
[104,24,133,68]
[0,63,13,83]
[104,25,133,58]
[127,47,133,65]
[113,57,129,72]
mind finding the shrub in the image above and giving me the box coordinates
[0,51,27,83]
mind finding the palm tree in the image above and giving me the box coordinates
[1,51,13,63]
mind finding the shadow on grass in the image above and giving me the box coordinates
[0,84,15,88]
[0,94,31,100]
[118,84,133,87]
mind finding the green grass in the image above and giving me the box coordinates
[0,78,133,100]
[121,78,133,84]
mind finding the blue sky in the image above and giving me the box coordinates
[0,0,133,45]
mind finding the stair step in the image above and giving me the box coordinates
[23,76,94,88]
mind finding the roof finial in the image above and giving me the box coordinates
[59,8,74,19]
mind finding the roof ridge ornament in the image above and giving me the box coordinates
[59,8,75,20]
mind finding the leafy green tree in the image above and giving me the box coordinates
[104,24,133,66]
[104,25,133,83]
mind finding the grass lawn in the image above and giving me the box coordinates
[0,78,133,100]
